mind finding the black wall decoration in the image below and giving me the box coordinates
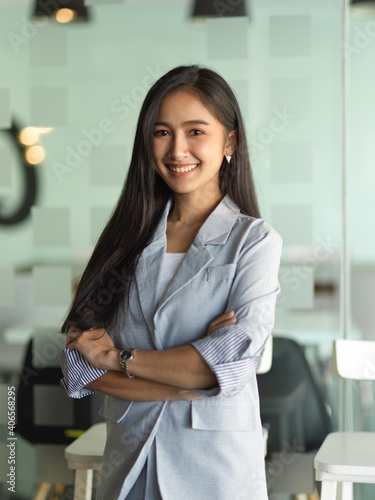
[0,120,38,226]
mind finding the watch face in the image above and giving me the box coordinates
[120,350,132,362]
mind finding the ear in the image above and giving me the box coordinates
[224,129,237,156]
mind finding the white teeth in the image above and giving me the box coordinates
[168,164,198,173]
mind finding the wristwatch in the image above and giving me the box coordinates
[119,348,138,378]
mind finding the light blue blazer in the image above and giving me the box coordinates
[61,194,282,500]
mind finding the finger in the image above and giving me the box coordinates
[66,339,76,350]
[68,326,82,334]
[82,328,106,339]
[210,315,237,330]
[217,318,237,329]
[66,335,75,347]
[209,311,235,327]
[218,310,235,319]
[66,331,82,347]
[207,317,237,335]
[67,330,82,340]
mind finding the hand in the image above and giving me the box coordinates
[207,310,237,336]
[66,326,119,371]
[66,326,82,348]
[179,390,203,401]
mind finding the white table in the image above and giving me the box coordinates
[65,423,106,500]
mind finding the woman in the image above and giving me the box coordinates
[61,65,282,499]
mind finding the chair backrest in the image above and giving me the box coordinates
[256,335,273,374]
[16,329,104,445]
[257,337,333,452]
[333,339,375,380]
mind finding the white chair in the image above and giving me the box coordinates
[256,335,273,375]
[256,335,273,457]
[314,339,375,500]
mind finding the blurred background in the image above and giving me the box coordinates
[0,0,374,498]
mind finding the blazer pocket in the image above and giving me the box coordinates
[191,399,256,431]
[206,263,236,282]
[98,396,133,423]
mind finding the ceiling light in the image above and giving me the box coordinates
[55,8,76,24]
[33,0,90,23]
[191,0,247,19]
[351,0,375,17]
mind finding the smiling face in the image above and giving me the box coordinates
[152,90,236,200]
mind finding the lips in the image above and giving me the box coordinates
[166,163,199,173]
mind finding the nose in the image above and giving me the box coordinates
[167,131,189,159]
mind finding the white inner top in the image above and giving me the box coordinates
[158,252,186,303]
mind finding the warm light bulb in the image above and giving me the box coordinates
[55,8,76,24]
[19,127,40,146]
[35,127,53,134]
[25,145,45,165]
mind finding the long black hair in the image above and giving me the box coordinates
[62,64,260,333]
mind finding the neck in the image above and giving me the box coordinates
[168,190,223,225]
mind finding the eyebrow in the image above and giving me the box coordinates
[154,120,210,127]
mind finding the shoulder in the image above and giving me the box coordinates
[236,219,282,269]
[223,195,282,245]
[221,195,282,254]
[229,217,283,276]
[238,215,282,245]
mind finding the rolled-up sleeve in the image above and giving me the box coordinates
[191,222,282,398]
[60,348,107,399]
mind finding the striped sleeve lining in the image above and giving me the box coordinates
[191,324,259,397]
[60,349,107,399]
[59,377,96,399]
[212,357,259,396]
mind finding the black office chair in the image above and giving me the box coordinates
[16,329,105,500]
[257,337,333,498]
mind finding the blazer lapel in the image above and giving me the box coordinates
[135,198,173,349]
[156,194,241,312]
[156,238,213,312]
[135,194,241,349]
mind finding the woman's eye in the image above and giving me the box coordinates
[190,129,203,136]
[154,129,169,137]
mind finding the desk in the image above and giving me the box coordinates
[65,423,106,500]
[65,423,269,500]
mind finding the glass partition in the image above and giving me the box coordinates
[0,1,373,499]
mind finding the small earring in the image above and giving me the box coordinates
[225,155,232,164]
